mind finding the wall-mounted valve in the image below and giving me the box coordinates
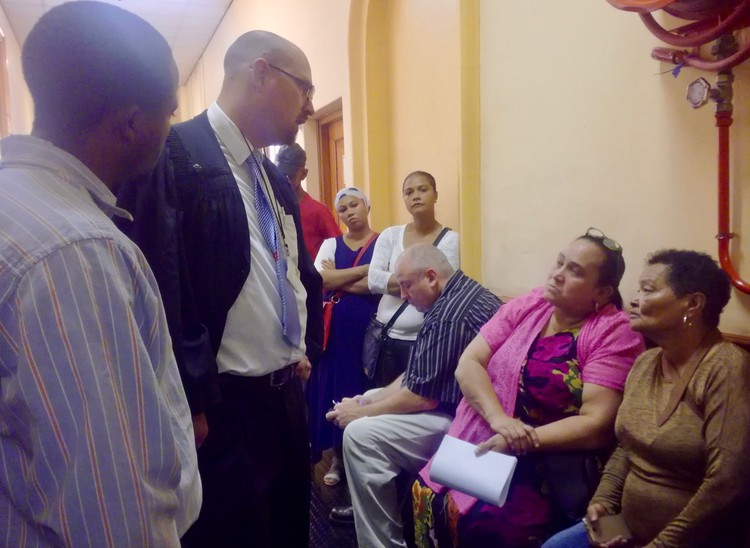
[607,2,750,293]
[686,72,734,109]
[686,77,711,108]
[686,36,737,109]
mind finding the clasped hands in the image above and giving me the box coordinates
[475,415,539,457]
[585,503,639,548]
[325,395,369,429]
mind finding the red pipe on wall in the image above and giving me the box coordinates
[609,1,750,292]
[639,4,750,48]
[651,39,750,71]
[716,110,750,292]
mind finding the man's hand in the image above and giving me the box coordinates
[325,397,365,429]
[321,258,336,270]
[295,356,312,382]
[192,413,209,448]
[489,415,539,455]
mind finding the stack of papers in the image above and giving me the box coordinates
[429,435,517,506]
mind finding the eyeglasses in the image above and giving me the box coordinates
[585,227,622,253]
[267,63,315,101]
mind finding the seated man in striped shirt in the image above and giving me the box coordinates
[326,243,501,547]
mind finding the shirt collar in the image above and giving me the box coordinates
[207,102,262,166]
[0,134,132,220]
[425,270,464,315]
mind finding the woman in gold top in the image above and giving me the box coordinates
[544,249,750,548]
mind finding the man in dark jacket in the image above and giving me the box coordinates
[117,30,322,548]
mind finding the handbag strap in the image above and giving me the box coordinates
[432,227,451,247]
[328,232,379,302]
[353,232,379,266]
[656,329,722,426]
[381,227,452,330]
[383,300,410,331]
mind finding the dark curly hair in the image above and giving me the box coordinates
[647,249,731,329]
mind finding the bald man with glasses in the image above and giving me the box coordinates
[117,30,323,547]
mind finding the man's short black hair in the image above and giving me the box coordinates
[22,1,175,135]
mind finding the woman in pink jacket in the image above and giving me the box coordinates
[414,229,645,547]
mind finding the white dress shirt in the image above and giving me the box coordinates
[207,103,307,376]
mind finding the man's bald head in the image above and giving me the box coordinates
[217,30,314,148]
[395,244,455,313]
[397,244,455,281]
[223,30,308,77]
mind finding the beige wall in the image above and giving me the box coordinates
[9,0,743,333]
[0,4,32,135]
[178,0,351,200]
[179,0,463,236]
[480,1,750,336]
[383,0,461,230]
[347,0,463,238]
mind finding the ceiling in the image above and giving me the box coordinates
[0,0,233,85]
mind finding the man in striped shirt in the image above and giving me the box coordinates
[327,243,501,547]
[0,3,200,546]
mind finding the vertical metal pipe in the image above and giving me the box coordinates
[716,108,750,292]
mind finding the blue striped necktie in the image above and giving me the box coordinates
[246,153,302,347]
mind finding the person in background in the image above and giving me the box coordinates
[327,244,501,547]
[117,30,322,547]
[367,170,460,387]
[276,142,341,259]
[0,2,200,545]
[543,250,750,548]
[308,186,380,487]
[415,228,644,547]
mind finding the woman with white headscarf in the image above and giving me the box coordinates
[308,187,381,486]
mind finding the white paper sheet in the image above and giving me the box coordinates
[429,435,517,506]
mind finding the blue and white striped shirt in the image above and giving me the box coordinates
[405,270,502,408]
[0,135,201,547]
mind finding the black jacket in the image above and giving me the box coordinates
[116,111,323,414]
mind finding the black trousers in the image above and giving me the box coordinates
[182,372,310,548]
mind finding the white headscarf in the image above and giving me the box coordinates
[334,186,370,210]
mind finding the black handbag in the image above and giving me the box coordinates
[362,302,408,381]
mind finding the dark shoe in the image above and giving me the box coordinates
[329,505,355,525]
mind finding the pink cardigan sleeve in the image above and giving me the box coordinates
[479,287,546,351]
[578,308,645,392]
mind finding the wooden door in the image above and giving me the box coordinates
[318,112,345,219]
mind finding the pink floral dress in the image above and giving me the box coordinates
[413,328,585,548]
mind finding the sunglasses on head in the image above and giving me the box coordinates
[585,227,622,253]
